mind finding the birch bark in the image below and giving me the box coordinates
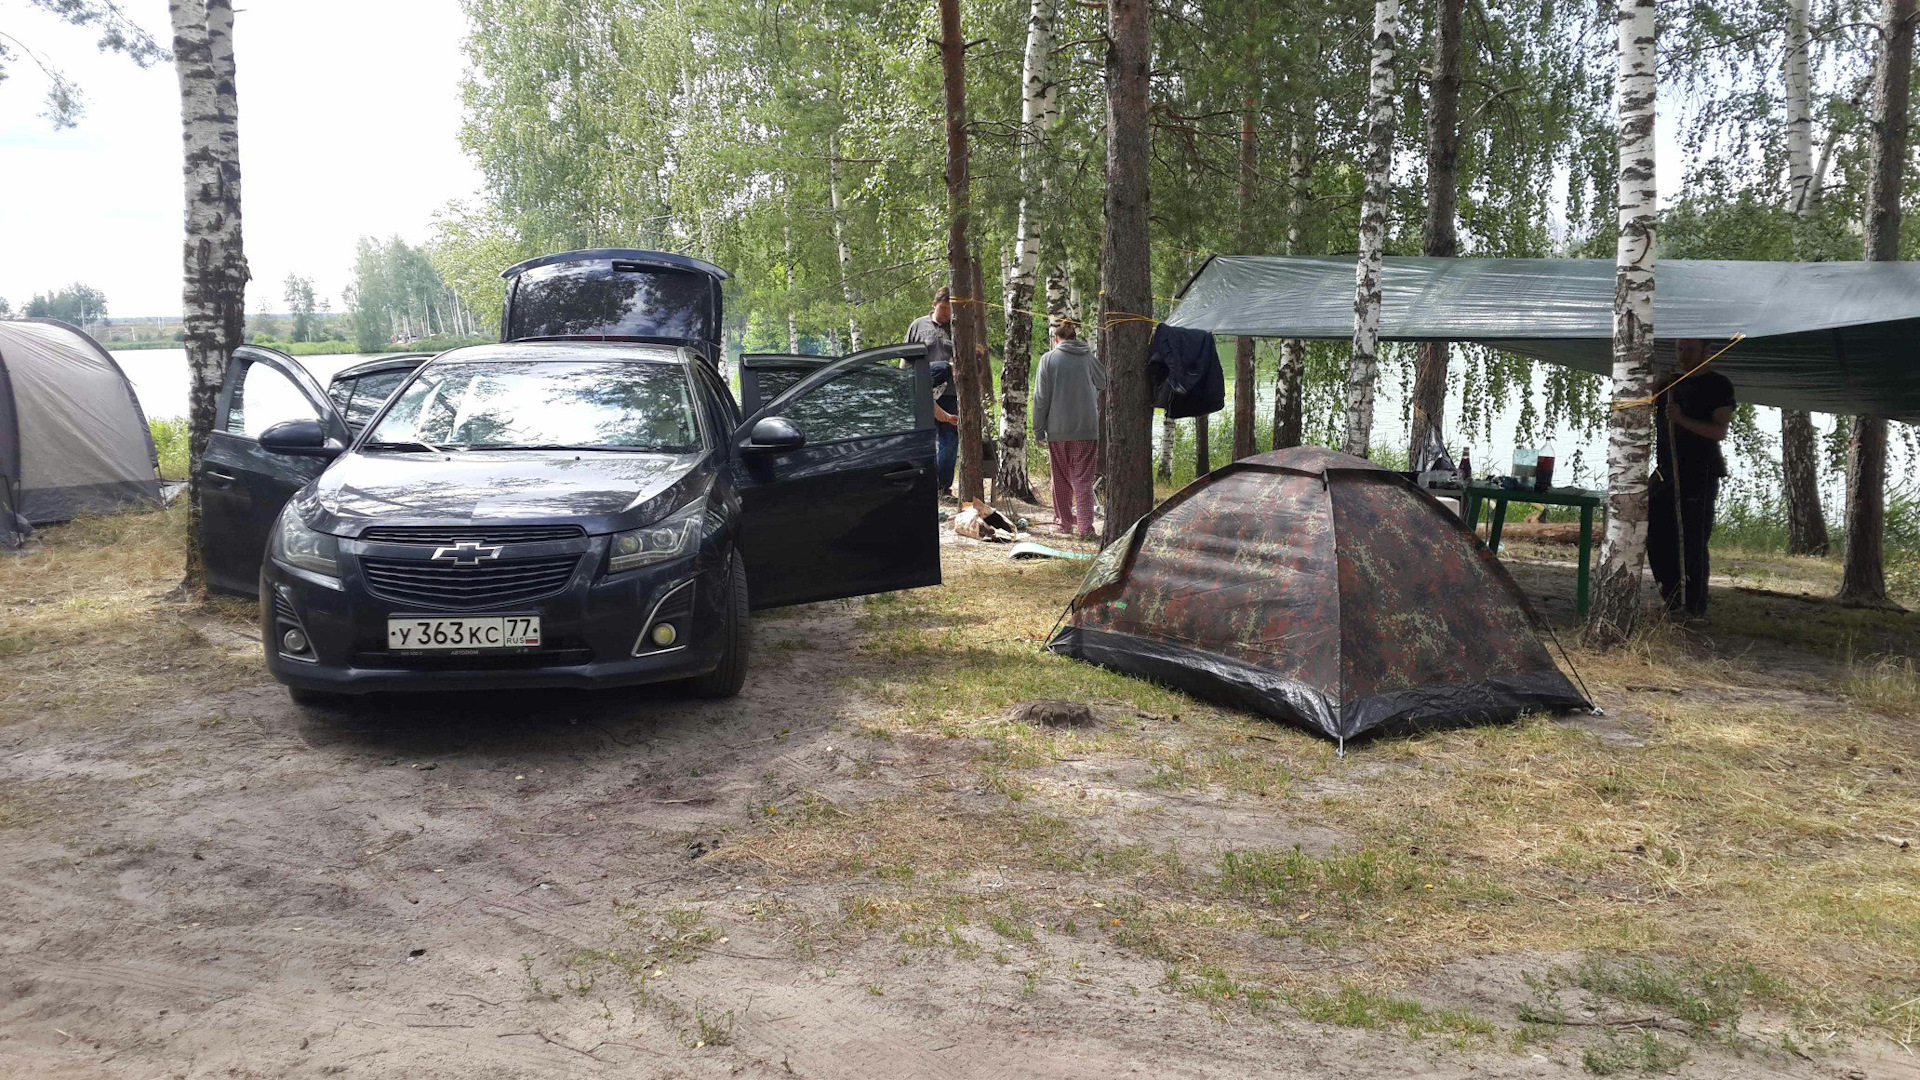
[827,136,863,351]
[171,0,248,591]
[1344,0,1401,459]
[1779,0,1830,557]
[1840,0,1913,609]
[995,0,1057,502]
[1586,0,1658,646]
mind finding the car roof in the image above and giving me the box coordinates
[499,248,729,281]
[424,340,690,366]
[329,353,433,383]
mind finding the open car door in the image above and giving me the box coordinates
[734,344,941,609]
[197,345,351,597]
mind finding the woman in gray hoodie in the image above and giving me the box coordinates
[1030,319,1107,538]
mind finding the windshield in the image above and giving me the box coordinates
[365,360,702,452]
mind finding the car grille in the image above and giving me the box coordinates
[360,554,581,610]
[359,525,587,545]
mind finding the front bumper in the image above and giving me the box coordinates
[260,536,728,695]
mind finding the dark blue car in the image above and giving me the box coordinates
[195,250,941,704]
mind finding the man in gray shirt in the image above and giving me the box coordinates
[1031,318,1105,537]
[905,287,959,496]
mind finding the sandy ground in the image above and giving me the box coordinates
[2,534,1916,1079]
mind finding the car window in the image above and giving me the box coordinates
[367,360,700,452]
[227,360,321,438]
[344,370,410,431]
[756,361,918,444]
[507,262,714,343]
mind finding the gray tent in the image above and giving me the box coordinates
[0,319,160,547]
[1168,256,1920,422]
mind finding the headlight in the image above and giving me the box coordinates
[608,498,706,573]
[272,503,341,579]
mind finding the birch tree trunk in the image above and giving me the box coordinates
[1344,0,1401,460]
[1101,0,1154,542]
[171,0,248,592]
[939,0,986,501]
[1840,0,1913,609]
[1780,0,1831,557]
[1410,0,1462,462]
[1157,414,1174,480]
[1274,105,1312,451]
[1585,0,1658,646]
[1231,10,1259,461]
[826,136,863,352]
[995,0,1058,503]
[783,222,800,353]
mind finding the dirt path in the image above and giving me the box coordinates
[2,538,1915,1078]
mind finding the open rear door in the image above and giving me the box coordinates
[197,346,351,597]
[734,344,941,609]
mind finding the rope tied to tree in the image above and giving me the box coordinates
[1609,333,1747,411]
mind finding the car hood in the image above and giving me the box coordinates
[305,449,708,537]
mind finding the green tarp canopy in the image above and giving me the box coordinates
[1166,256,1920,422]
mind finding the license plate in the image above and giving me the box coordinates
[387,615,541,651]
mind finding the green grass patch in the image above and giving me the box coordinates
[1291,983,1494,1040]
[150,417,188,480]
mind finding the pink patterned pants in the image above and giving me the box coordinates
[1046,440,1099,538]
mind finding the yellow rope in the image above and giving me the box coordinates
[1610,333,1746,411]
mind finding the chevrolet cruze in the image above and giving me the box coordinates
[194,249,941,704]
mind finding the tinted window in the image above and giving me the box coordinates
[227,360,320,438]
[507,262,714,343]
[343,370,410,430]
[756,362,918,444]
[367,360,700,452]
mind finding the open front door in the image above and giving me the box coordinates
[734,344,941,609]
[197,346,351,597]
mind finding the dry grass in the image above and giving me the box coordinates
[0,506,258,723]
[735,546,1920,1047]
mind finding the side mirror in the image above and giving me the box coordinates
[743,416,805,456]
[259,419,342,458]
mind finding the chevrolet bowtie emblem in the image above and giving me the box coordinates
[431,541,504,565]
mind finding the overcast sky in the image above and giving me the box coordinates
[0,0,483,318]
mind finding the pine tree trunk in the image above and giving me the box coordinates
[1344,0,1401,459]
[1780,0,1831,556]
[1840,0,1913,608]
[1274,108,1311,451]
[995,0,1058,503]
[1101,0,1154,542]
[172,0,248,593]
[826,135,863,351]
[939,0,986,501]
[1231,12,1259,461]
[1194,417,1211,478]
[1410,0,1462,461]
[1586,0,1659,647]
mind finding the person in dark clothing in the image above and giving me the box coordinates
[905,287,959,496]
[1648,339,1735,617]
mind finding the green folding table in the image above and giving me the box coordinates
[1453,484,1604,616]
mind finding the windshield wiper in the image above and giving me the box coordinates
[363,439,446,453]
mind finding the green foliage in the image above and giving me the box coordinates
[149,418,188,481]
[282,274,319,343]
[347,237,478,352]
[23,282,108,327]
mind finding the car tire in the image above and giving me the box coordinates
[684,554,749,699]
[287,686,346,708]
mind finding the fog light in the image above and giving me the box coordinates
[649,623,677,647]
[282,628,310,654]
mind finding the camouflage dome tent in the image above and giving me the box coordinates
[1048,447,1588,747]
[0,319,161,549]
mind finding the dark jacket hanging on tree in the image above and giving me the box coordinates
[1148,323,1224,419]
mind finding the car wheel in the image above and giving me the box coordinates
[684,554,749,699]
[287,686,346,708]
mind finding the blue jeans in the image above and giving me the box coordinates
[935,422,958,495]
